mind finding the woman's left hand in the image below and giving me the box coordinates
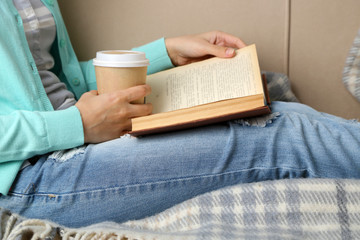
[165,31,247,66]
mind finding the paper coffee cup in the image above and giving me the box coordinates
[93,50,150,103]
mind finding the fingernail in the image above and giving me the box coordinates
[226,48,235,57]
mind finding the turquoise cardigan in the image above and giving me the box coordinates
[0,0,173,195]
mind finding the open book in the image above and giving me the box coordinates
[130,44,271,136]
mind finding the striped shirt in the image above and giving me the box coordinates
[13,0,76,110]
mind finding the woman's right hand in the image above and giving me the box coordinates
[75,85,152,143]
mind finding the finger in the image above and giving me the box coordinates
[220,32,247,49]
[210,31,247,49]
[202,31,247,58]
[128,103,153,118]
[185,55,213,65]
[205,43,236,58]
[123,85,152,103]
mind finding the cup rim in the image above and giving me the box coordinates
[93,50,150,67]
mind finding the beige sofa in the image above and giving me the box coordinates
[59,0,360,119]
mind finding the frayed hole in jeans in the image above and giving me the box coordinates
[232,112,280,127]
[48,146,86,163]
[120,133,136,139]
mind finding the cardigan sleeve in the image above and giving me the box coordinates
[0,106,84,163]
[132,38,174,75]
[0,106,84,195]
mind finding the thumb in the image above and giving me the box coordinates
[207,44,235,58]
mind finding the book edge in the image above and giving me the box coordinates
[130,105,271,136]
[130,94,269,136]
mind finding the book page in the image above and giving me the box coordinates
[146,44,263,114]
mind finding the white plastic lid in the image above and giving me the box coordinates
[93,50,150,67]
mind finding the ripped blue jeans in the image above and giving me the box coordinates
[1,101,360,228]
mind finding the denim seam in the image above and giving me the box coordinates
[8,166,317,198]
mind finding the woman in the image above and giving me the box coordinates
[1,0,360,228]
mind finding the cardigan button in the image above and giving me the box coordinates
[72,78,80,86]
[60,39,66,48]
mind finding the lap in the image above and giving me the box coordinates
[1,101,360,227]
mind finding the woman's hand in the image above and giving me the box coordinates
[75,85,152,143]
[165,31,247,66]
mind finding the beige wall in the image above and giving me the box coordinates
[289,0,360,119]
[58,0,289,73]
[58,0,360,119]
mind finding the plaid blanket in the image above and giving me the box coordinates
[263,71,298,103]
[1,178,360,240]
